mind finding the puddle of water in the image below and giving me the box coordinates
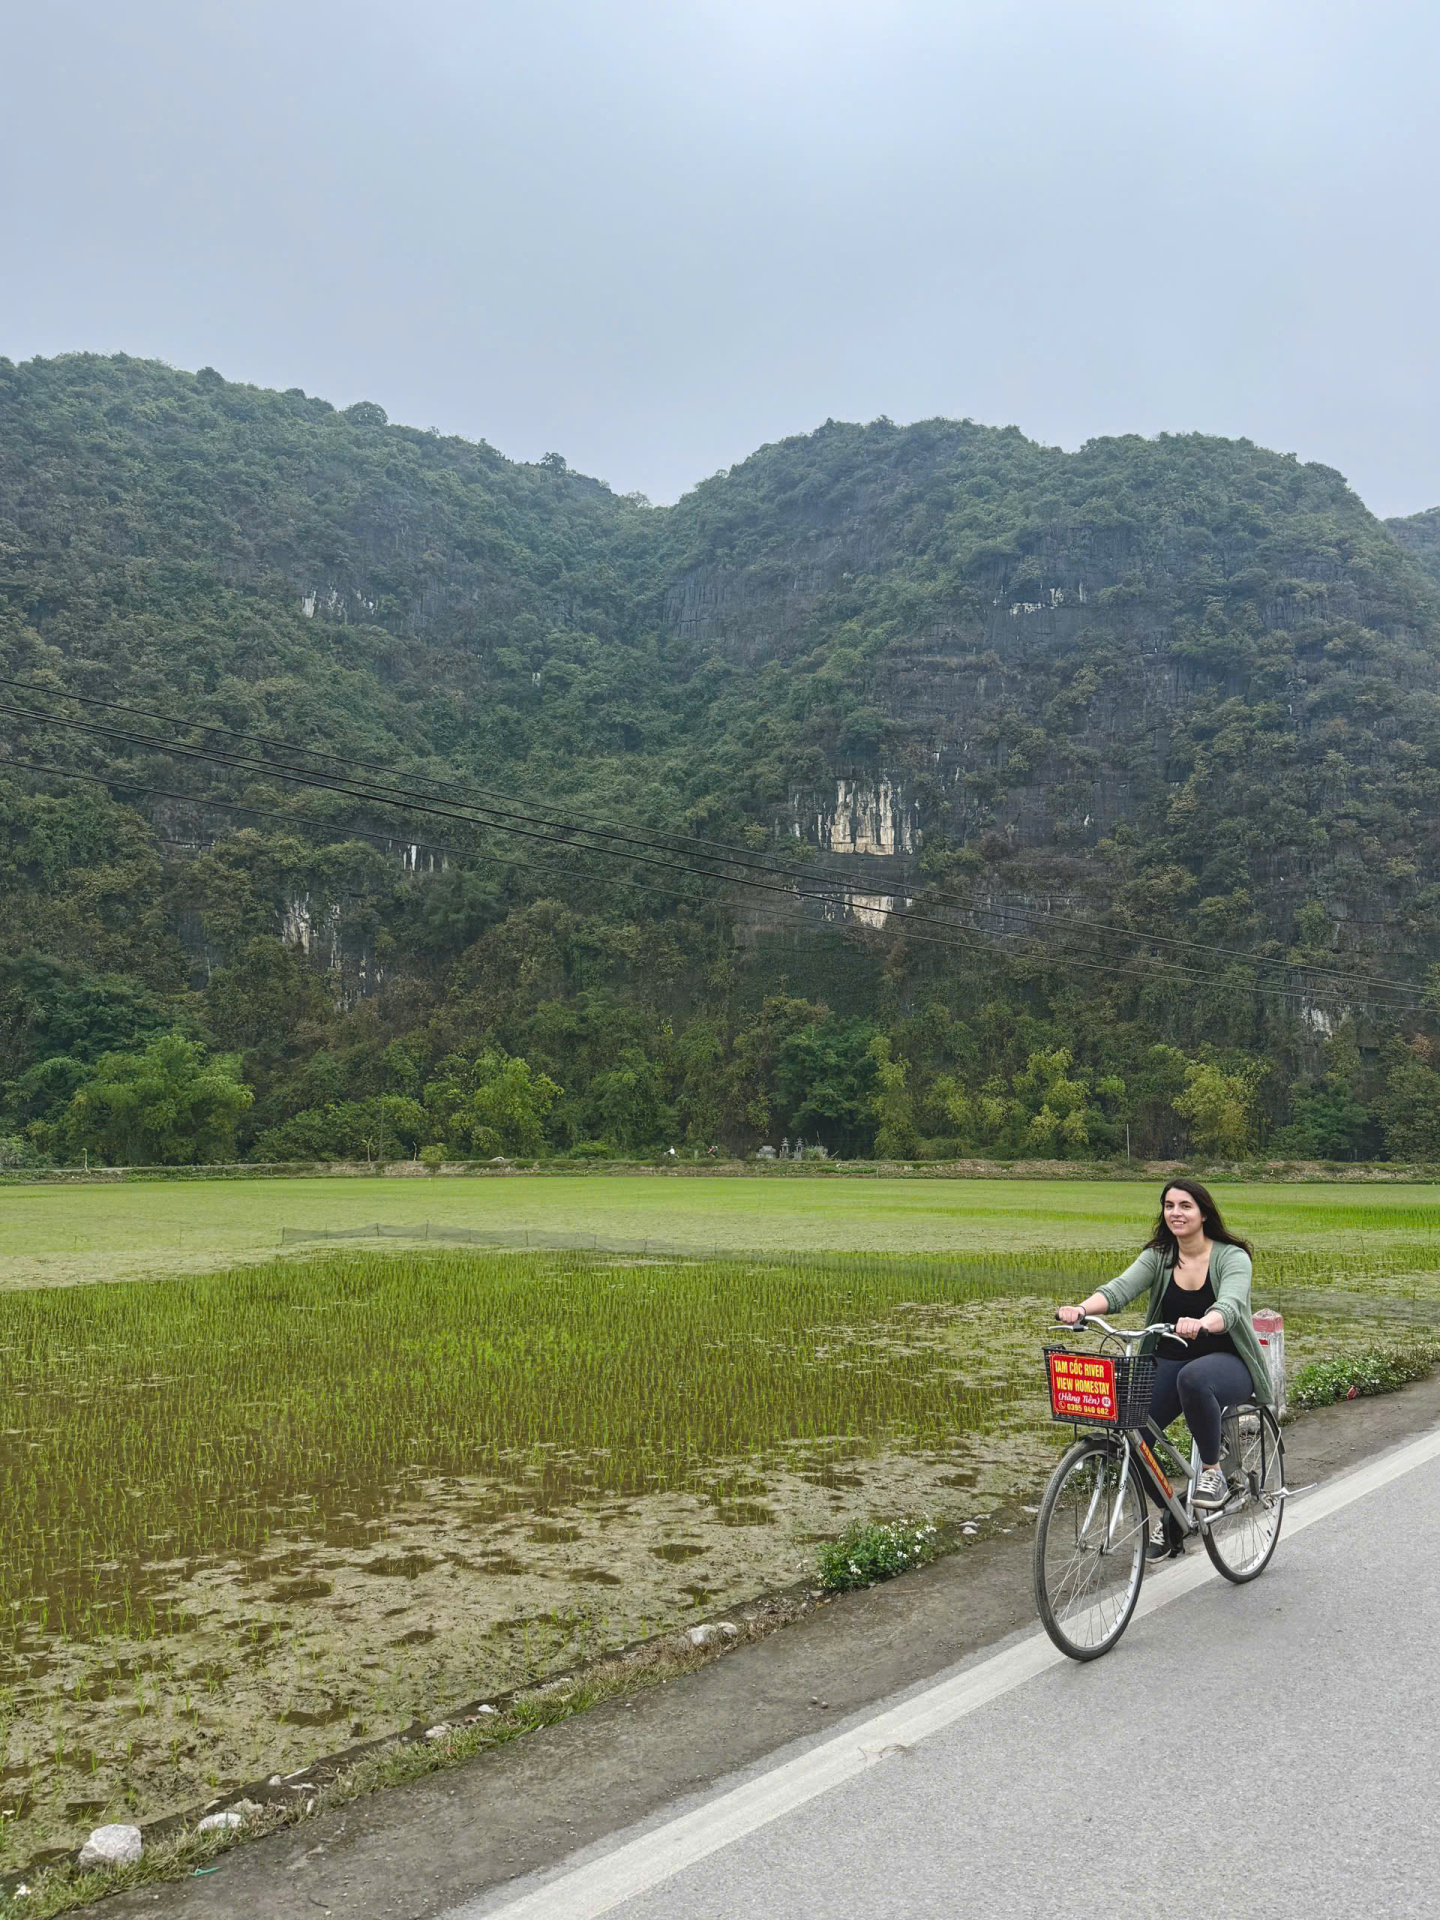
[277,1698,352,1728]
[361,1555,438,1578]
[714,1503,775,1526]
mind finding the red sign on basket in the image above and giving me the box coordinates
[1049,1351,1119,1423]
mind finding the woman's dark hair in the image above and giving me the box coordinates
[1143,1178,1253,1260]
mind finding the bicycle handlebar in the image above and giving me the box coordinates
[1055,1312,1187,1345]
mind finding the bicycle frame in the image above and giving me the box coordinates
[1127,1419,1204,1534]
[1054,1315,1222,1538]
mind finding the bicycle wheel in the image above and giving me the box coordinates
[1034,1436,1147,1660]
[1202,1405,1285,1583]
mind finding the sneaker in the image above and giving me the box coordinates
[1192,1466,1230,1510]
[1145,1516,1186,1559]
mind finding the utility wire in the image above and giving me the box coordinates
[0,672,1420,998]
[1,694,1422,1009]
[14,748,1418,1021]
[2,700,1419,1011]
[11,753,1051,1006]
[3,727,1162,996]
[0,697,870,907]
[0,751,1097,986]
[3,727,1420,1015]
[0,671,835,873]
[0,670,1412,996]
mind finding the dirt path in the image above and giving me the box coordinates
[81,1373,1440,1920]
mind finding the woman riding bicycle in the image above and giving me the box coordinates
[1056,1179,1274,1535]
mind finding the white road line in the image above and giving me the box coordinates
[456,1422,1440,1920]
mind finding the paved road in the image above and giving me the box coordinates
[464,1432,1440,1920]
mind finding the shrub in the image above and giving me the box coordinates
[816,1520,939,1592]
[419,1144,445,1173]
[59,1032,252,1166]
[1291,1340,1440,1410]
[0,1132,51,1170]
[424,1051,562,1159]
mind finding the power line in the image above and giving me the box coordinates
[0,753,752,922]
[2,700,1419,1011]
[1,696,1423,1010]
[0,696,857,906]
[0,729,1090,990]
[1,751,1112,995]
[0,670,830,875]
[4,754,1417,1022]
[0,670,1421,1000]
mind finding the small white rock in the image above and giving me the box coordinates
[717,1620,739,1638]
[425,1724,451,1741]
[78,1823,143,1870]
[477,1704,498,1715]
[198,1799,261,1830]
[687,1623,727,1648]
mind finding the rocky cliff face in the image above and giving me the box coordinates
[658,425,1440,964]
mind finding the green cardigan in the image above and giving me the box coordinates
[1097,1241,1273,1407]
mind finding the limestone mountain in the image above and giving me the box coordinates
[3,351,1439,1163]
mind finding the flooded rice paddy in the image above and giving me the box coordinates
[1,1238,1436,1861]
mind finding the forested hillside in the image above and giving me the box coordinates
[4,351,1440,1167]
[1389,506,1440,590]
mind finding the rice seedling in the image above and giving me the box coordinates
[0,1219,1435,1864]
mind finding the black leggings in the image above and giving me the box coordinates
[1149,1353,1254,1464]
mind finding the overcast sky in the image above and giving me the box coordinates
[3,1,1437,514]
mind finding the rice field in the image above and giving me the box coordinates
[4,1170,1440,1290]
[0,1182,1438,1865]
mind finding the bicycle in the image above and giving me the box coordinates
[1033,1313,1287,1661]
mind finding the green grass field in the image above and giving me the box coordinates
[4,1171,1440,1289]
[1,1173,1438,1866]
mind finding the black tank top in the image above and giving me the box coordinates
[1156,1269,1239,1363]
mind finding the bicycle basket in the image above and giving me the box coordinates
[1043,1345,1156,1428]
